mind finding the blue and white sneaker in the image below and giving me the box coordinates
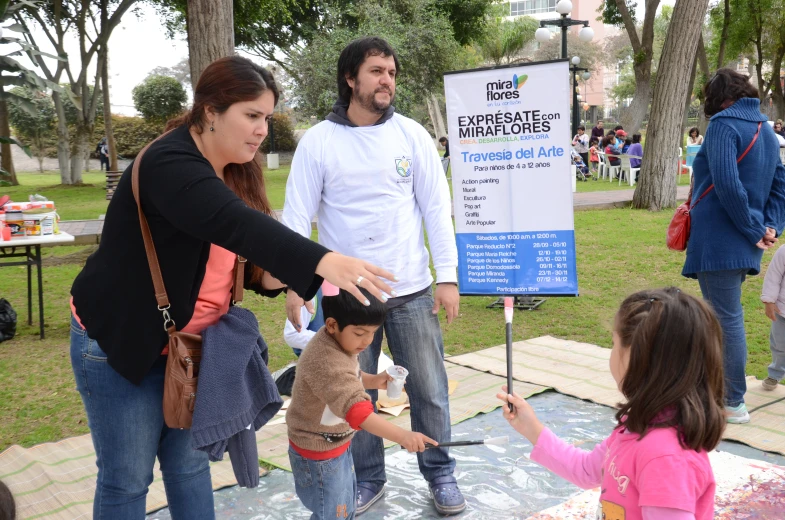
[725,403,750,424]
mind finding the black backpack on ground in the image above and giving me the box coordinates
[0,299,17,343]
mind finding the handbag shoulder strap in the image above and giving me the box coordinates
[692,122,763,208]
[131,131,246,322]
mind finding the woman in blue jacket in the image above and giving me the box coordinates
[684,68,785,424]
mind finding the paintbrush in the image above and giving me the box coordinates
[401,436,509,449]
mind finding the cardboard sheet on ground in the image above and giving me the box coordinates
[528,450,785,519]
[447,335,785,455]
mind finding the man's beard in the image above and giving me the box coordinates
[353,80,394,114]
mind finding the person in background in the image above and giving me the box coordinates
[571,125,590,167]
[588,137,600,177]
[498,288,724,520]
[602,134,620,166]
[683,68,785,424]
[688,127,704,145]
[284,289,324,357]
[613,124,624,133]
[628,134,643,169]
[438,136,450,175]
[591,120,604,140]
[622,137,632,154]
[773,121,785,141]
[96,137,110,171]
[761,244,785,392]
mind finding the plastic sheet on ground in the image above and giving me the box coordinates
[147,391,785,519]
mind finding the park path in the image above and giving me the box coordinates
[59,185,691,244]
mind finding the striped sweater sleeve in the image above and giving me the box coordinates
[704,121,766,245]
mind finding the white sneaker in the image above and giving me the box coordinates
[725,403,750,424]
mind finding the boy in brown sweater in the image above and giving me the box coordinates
[287,282,436,519]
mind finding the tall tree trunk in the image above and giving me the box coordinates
[51,91,71,184]
[682,54,698,146]
[186,0,234,86]
[101,47,118,170]
[426,94,447,139]
[614,0,659,134]
[70,124,87,185]
[0,97,18,185]
[633,0,710,211]
[100,0,118,171]
[716,0,730,68]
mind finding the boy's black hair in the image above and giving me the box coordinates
[0,480,15,520]
[322,287,387,330]
[614,124,624,131]
[337,37,401,105]
[438,136,447,143]
[589,137,599,145]
[577,125,585,131]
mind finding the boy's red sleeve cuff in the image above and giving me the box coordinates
[346,401,374,430]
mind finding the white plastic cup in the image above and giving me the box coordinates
[386,365,409,399]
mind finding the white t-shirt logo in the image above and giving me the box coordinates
[395,156,413,177]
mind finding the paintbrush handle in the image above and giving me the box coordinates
[401,440,485,449]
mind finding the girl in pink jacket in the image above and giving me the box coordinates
[498,288,726,520]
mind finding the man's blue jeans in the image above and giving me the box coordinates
[289,447,356,519]
[351,289,455,485]
[70,316,215,520]
[697,269,749,407]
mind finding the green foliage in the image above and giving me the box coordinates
[7,87,54,168]
[96,116,163,158]
[600,0,637,26]
[261,112,296,153]
[61,84,103,125]
[132,75,187,124]
[289,0,467,121]
[477,13,538,65]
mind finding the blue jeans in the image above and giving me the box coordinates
[70,316,214,520]
[697,269,748,407]
[768,315,785,381]
[352,289,455,485]
[289,447,356,519]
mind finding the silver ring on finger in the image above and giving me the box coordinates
[355,276,364,285]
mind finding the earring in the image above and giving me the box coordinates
[209,122,214,132]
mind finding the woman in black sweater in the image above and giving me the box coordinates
[69,56,395,519]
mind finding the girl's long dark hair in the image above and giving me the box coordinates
[166,56,279,285]
[614,287,726,451]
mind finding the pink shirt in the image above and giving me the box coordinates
[531,425,715,520]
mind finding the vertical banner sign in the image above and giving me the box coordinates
[444,60,579,296]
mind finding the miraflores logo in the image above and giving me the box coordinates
[486,73,528,101]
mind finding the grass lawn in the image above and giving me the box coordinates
[1,200,779,451]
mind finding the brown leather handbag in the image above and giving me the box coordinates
[667,122,762,251]
[131,139,246,429]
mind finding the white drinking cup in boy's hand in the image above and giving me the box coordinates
[386,365,409,399]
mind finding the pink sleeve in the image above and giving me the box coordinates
[637,455,706,512]
[529,428,608,489]
[642,506,695,520]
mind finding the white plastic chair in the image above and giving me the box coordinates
[602,153,621,182]
[620,155,642,186]
[597,151,606,179]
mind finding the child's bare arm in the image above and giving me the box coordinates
[360,413,437,452]
[361,371,392,390]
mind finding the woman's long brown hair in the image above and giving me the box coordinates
[166,56,279,285]
[614,287,726,452]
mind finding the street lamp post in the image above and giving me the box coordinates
[535,0,594,135]
[570,56,591,138]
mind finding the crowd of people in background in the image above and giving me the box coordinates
[573,120,642,179]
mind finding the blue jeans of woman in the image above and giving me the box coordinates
[697,269,748,407]
[70,315,214,519]
[351,289,455,486]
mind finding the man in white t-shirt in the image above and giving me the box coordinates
[282,37,464,516]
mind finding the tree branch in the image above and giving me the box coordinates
[716,0,730,67]
[697,33,710,79]
[613,0,641,53]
